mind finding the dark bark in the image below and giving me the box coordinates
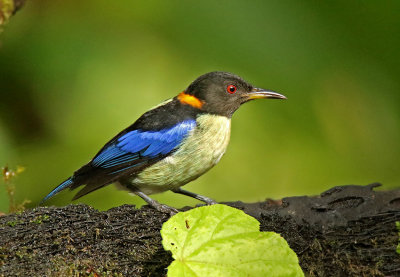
[0,183,399,276]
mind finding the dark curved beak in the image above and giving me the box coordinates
[247,88,287,100]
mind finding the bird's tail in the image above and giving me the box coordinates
[40,177,74,205]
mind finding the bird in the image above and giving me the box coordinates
[41,71,286,214]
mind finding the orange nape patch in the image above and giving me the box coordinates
[177,92,204,109]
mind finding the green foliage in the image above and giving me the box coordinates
[0,0,14,26]
[161,204,303,277]
[396,221,400,255]
[1,165,30,213]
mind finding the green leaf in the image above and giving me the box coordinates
[161,204,304,277]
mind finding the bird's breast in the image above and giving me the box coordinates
[130,114,231,193]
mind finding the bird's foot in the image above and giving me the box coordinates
[204,198,218,205]
[134,190,179,216]
[152,203,179,216]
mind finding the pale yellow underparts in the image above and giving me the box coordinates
[119,114,231,195]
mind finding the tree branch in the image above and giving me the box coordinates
[0,183,399,276]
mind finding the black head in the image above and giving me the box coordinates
[180,72,286,117]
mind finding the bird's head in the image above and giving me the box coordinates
[178,71,286,117]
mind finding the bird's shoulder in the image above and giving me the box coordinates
[129,97,201,131]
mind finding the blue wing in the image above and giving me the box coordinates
[91,119,196,173]
[42,119,196,203]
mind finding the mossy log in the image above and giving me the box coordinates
[0,183,399,276]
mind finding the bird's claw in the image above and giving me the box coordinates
[155,204,179,216]
[205,199,218,205]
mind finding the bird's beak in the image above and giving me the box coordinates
[246,88,287,100]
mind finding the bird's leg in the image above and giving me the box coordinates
[134,191,179,216]
[172,188,218,205]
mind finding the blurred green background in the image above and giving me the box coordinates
[0,0,399,212]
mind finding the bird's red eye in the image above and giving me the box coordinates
[227,85,237,94]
